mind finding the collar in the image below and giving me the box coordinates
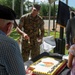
[30,12,38,18]
[0,30,6,35]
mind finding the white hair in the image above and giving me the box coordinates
[0,19,14,27]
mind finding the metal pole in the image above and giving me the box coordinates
[48,2,51,35]
[12,0,14,10]
[66,0,68,5]
[33,0,35,4]
[59,0,64,39]
[21,0,23,16]
[52,1,55,31]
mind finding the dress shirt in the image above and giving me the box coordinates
[0,30,26,75]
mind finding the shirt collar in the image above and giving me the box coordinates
[0,30,6,35]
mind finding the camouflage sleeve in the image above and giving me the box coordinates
[18,16,25,30]
[39,19,44,39]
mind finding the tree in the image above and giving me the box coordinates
[51,4,58,16]
[0,0,21,18]
[0,0,12,8]
[40,2,58,18]
[14,0,21,18]
[40,3,49,16]
[23,0,33,12]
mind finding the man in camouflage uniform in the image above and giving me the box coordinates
[18,4,44,62]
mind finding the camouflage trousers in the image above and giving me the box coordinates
[22,40,40,62]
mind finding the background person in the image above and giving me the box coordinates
[66,12,75,50]
[67,37,75,75]
[17,4,44,62]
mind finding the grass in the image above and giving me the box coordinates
[9,28,21,41]
[44,29,60,38]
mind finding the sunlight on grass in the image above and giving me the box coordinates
[9,28,21,41]
[44,30,60,38]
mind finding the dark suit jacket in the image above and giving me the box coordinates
[66,17,75,45]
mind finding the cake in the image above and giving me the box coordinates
[27,57,67,75]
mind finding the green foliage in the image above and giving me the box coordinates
[0,0,21,18]
[14,0,21,18]
[40,3,49,16]
[39,3,58,17]
[23,0,33,12]
[0,0,12,8]
[71,7,75,10]
[44,30,60,38]
[51,4,58,16]
[9,29,20,41]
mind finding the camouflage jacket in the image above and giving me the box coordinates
[19,13,44,39]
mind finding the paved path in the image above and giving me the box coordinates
[44,20,61,32]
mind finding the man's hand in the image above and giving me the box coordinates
[22,33,29,40]
[16,27,30,40]
[26,70,33,75]
[26,67,34,75]
[65,44,70,50]
[37,38,42,45]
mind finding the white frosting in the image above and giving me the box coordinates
[30,57,60,73]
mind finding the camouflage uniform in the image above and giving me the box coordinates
[19,13,44,62]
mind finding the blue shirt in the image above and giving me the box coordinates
[0,30,26,75]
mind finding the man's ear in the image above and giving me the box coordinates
[7,22,12,26]
[6,22,12,34]
[6,22,12,30]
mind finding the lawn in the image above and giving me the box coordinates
[9,28,21,41]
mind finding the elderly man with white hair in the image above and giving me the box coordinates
[0,5,32,75]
